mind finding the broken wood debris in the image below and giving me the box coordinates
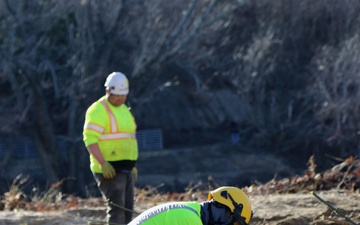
[245,155,360,195]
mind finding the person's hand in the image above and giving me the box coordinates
[100,162,116,179]
[132,167,138,183]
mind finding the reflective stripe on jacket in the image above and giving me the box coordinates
[83,96,138,173]
[128,202,202,225]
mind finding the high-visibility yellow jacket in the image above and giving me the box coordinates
[83,96,138,173]
[128,202,202,225]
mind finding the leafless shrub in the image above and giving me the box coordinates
[309,34,360,156]
[2,0,360,195]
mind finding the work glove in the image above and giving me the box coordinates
[100,162,116,179]
[132,167,138,183]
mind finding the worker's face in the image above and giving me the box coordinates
[108,94,127,107]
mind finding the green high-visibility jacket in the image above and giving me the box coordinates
[83,96,138,173]
[129,202,202,225]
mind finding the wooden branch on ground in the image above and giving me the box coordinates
[320,215,350,225]
[310,191,358,225]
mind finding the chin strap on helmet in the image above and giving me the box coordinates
[223,193,248,225]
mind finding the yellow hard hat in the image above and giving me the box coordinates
[208,186,253,225]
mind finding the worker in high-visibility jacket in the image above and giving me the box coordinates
[128,186,253,225]
[83,72,138,224]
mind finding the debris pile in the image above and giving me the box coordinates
[1,155,360,212]
[245,155,360,195]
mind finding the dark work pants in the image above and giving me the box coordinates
[94,171,134,224]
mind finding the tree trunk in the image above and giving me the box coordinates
[28,75,60,185]
[65,83,78,193]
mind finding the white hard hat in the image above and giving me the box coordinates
[104,72,129,95]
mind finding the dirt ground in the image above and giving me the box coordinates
[0,189,359,225]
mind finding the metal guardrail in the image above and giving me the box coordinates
[0,136,37,158]
[0,136,68,158]
[0,129,163,159]
[136,129,163,150]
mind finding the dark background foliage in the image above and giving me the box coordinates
[1,0,360,196]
